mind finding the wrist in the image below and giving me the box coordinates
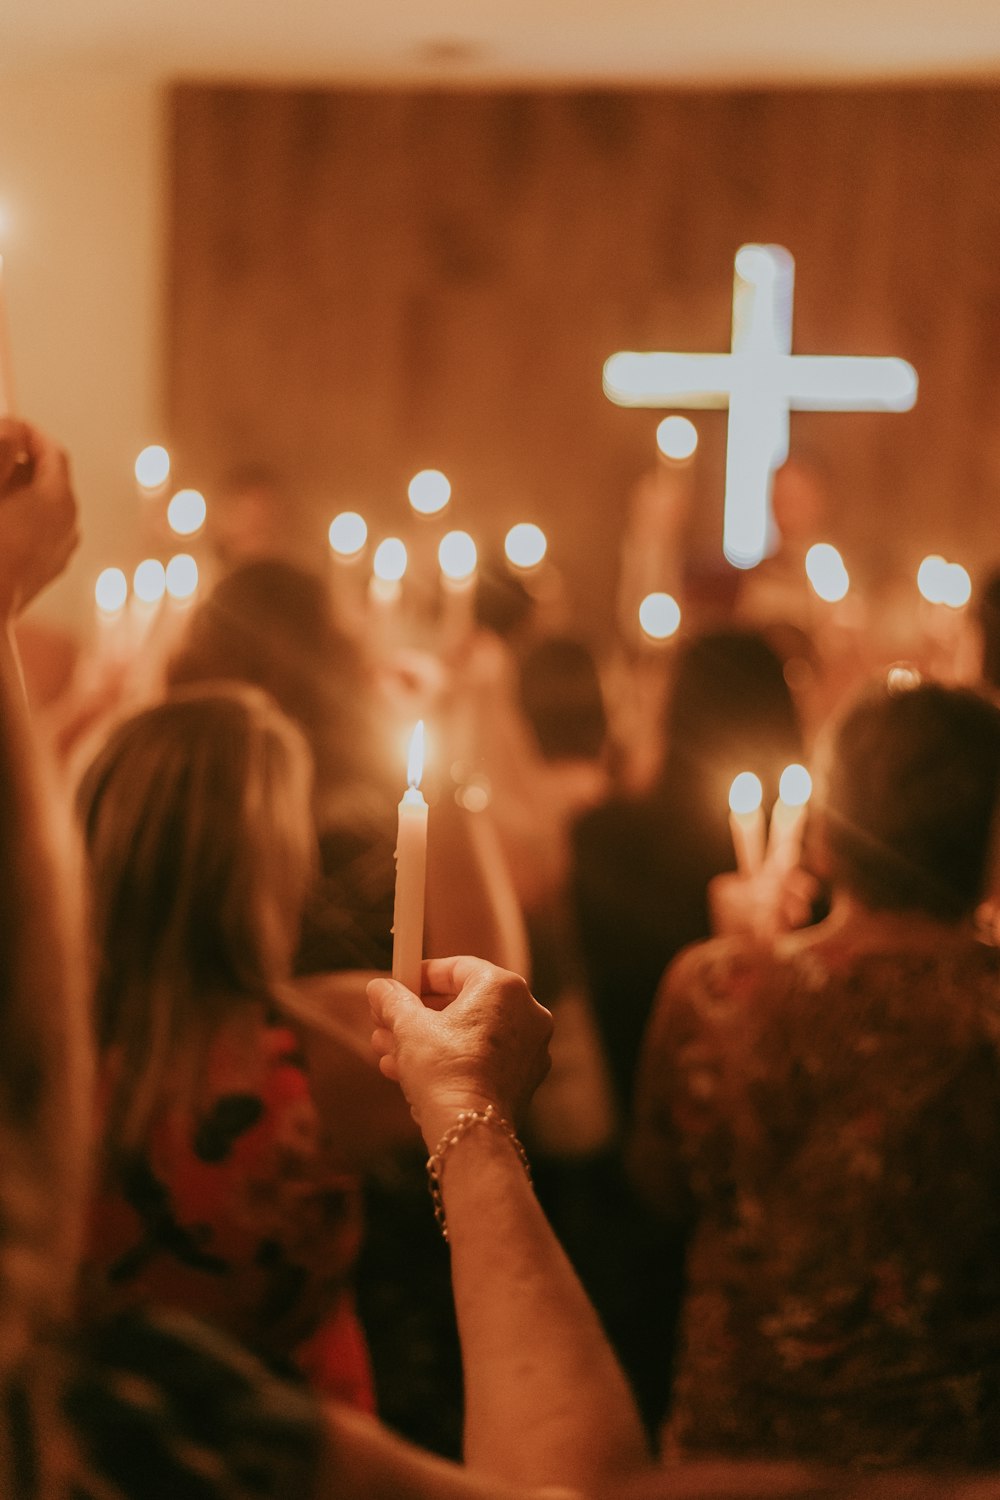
[417,1090,501,1152]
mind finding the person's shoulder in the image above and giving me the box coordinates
[663,932,777,1004]
[67,1308,322,1497]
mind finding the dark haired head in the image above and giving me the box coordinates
[519,636,607,762]
[660,629,802,810]
[819,680,1000,920]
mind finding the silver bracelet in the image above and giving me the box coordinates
[427,1104,533,1242]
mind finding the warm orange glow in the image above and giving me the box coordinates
[134,445,170,489]
[95,567,128,614]
[729,771,763,816]
[165,553,199,601]
[408,469,451,516]
[133,558,166,605]
[167,488,206,537]
[778,763,812,808]
[438,529,477,582]
[406,720,426,789]
[656,415,699,461]
[805,542,850,603]
[373,537,408,582]
[638,591,681,641]
[504,523,547,570]
[328,511,368,557]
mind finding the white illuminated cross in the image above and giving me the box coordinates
[604,244,918,569]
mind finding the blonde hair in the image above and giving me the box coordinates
[77,683,316,1157]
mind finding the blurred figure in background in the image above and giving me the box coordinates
[77,685,375,1409]
[631,679,1000,1466]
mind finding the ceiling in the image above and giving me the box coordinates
[4,0,1000,87]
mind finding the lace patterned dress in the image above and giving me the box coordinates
[630,922,1000,1467]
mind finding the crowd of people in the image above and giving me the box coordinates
[3,411,1000,1497]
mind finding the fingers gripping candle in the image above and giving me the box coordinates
[392,721,428,994]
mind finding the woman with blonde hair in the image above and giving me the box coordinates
[76,683,375,1404]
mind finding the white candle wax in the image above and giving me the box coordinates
[766,764,813,868]
[728,772,765,876]
[392,722,428,994]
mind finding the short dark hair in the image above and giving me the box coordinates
[821,681,1000,920]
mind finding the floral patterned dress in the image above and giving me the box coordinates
[630,924,1000,1467]
[84,1011,374,1412]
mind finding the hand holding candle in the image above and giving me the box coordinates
[392,720,429,994]
[728,771,765,876]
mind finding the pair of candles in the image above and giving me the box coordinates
[728,763,812,876]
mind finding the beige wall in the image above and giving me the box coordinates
[0,71,166,627]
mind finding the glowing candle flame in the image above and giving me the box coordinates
[95,567,128,614]
[778,763,812,808]
[134,445,170,489]
[438,530,477,582]
[167,488,207,537]
[729,771,763,816]
[133,558,166,605]
[638,591,681,641]
[373,537,408,583]
[917,554,948,604]
[408,469,451,516]
[504,523,547,570]
[328,511,368,557]
[942,562,971,609]
[407,720,425,790]
[805,542,850,603]
[656,415,699,461]
[165,553,199,601]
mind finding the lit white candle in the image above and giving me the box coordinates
[767,763,812,867]
[392,721,428,994]
[728,771,765,875]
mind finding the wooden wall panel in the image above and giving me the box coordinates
[167,85,1000,626]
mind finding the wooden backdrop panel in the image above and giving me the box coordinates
[167,85,1000,624]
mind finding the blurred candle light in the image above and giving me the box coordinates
[916,554,949,605]
[638,591,682,642]
[407,469,451,517]
[167,488,207,538]
[504,523,548,571]
[133,558,166,605]
[373,537,407,585]
[942,562,972,609]
[134,445,171,491]
[805,542,850,603]
[392,721,428,995]
[438,530,477,583]
[328,510,368,558]
[656,415,699,462]
[768,763,812,865]
[886,662,922,694]
[165,553,199,602]
[94,567,128,616]
[729,771,765,875]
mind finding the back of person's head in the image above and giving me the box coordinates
[660,628,802,808]
[168,558,384,804]
[977,566,1000,692]
[518,636,607,762]
[77,683,315,1153]
[819,679,1000,920]
[0,651,90,1378]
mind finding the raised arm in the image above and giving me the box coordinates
[0,419,79,680]
[368,958,650,1491]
